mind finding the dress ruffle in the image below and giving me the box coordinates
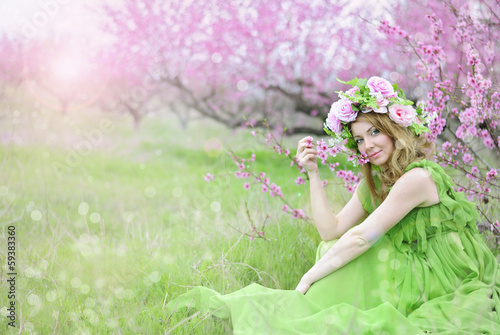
[358,159,480,254]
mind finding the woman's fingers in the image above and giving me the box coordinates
[297,148,318,160]
[297,137,314,155]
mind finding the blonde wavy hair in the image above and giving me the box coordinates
[349,112,435,201]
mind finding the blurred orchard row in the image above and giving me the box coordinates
[1,0,499,239]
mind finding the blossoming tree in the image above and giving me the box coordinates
[101,0,499,241]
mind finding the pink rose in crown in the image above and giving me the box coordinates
[326,109,343,133]
[371,92,389,107]
[345,86,360,98]
[388,104,416,127]
[367,76,396,98]
[330,99,358,123]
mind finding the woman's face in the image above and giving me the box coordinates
[351,118,395,169]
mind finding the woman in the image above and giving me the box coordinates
[167,77,500,334]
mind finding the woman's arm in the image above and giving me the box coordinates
[309,170,367,240]
[296,168,439,294]
[296,137,367,241]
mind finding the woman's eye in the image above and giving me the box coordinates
[355,138,363,144]
[371,129,380,136]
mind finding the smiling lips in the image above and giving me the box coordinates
[370,151,382,158]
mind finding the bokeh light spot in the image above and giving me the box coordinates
[237,80,248,91]
[172,187,183,198]
[71,277,82,288]
[80,284,90,294]
[378,248,389,262]
[85,297,97,308]
[329,256,342,268]
[81,245,92,257]
[123,212,134,223]
[31,210,42,221]
[28,294,41,306]
[46,290,58,302]
[204,138,223,157]
[78,202,89,215]
[395,139,406,149]
[149,271,161,283]
[89,212,101,223]
[211,52,222,63]
[390,259,401,270]
[389,71,400,82]
[210,201,221,213]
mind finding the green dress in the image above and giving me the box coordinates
[166,160,500,334]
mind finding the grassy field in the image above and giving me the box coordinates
[0,107,355,334]
[1,105,498,334]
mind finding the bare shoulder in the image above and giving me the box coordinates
[391,167,440,207]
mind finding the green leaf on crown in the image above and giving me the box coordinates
[356,78,368,87]
[337,77,359,86]
[409,122,431,135]
[323,124,336,137]
[346,137,357,150]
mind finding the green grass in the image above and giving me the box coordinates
[2,107,497,334]
[0,109,352,334]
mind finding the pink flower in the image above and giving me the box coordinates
[281,205,288,213]
[292,209,306,219]
[442,141,451,151]
[483,137,494,149]
[325,109,343,133]
[284,149,290,156]
[388,104,416,127]
[486,169,497,180]
[462,153,473,165]
[367,76,395,98]
[371,92,390,108]
[345,86,360,98]
[330,99,357,123]
[321,180,328,187]
[261,184,268,193]
[251,131,257,137]
[204,173,215,182]
[244,183,250,190]
[295,176,305,185]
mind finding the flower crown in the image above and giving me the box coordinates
[323,76,431,150]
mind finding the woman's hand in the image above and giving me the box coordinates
[295,277,312,295]
[296,136,319,174]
